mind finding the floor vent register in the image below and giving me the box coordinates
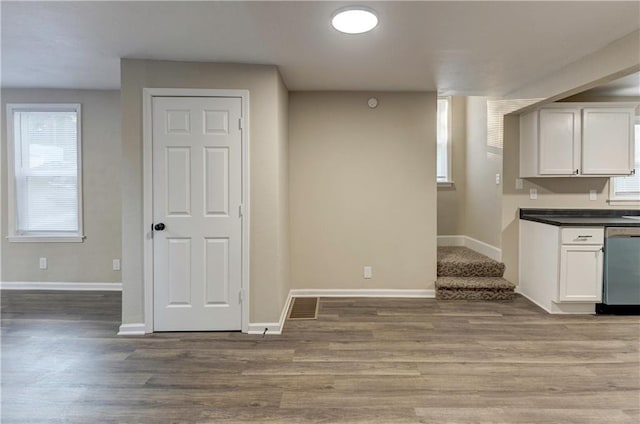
[288,297,319,320]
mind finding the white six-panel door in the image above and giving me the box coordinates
[152,96,243,331]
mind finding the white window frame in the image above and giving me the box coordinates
[608,116,640,205]
[6,103,84,242]
[437,96,453,186]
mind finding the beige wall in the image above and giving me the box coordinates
[462,97,503,248]
[1,89,121,282]
[437,97,466,235]
[120,59,289,325]
[288,91,437,290]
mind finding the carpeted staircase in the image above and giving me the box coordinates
[435,246,515,301]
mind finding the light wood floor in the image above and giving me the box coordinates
[2,291,639,423]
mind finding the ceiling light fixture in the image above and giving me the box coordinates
[331,7,378,34]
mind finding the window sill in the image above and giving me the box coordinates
[607,199,640,206]
[437,181,455,188]
[7,235,85,243]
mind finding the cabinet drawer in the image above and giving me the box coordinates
[561,228,604,245]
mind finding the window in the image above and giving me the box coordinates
[6,104,84,242]
[609,118,640,203]
[436,97,451,183]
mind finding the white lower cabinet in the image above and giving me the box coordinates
[559,245,603,302]
[519,220,604,313]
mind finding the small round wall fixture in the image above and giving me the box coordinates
[331,7,378,34]
[367,97,378,108]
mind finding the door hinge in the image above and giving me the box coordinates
[239,289,244,303]
[238,204,244,218]
[238,117,243,130]
[631,169,636,175]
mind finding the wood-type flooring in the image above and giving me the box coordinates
[2,290,639,423]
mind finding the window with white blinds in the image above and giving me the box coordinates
[610,121,640,202]
[7,104,83,241]
[436,97,451,183]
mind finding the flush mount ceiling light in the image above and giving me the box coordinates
[331,7,378,34]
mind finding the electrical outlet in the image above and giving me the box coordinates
[529,188,538,200]
[495,173,501,185]
[363,266,372,279]
[515,178,524,190]
[39,257,47,270]
[589,190,597,201]
[112,259,121,271]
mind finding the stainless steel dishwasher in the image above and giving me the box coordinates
[600,227,640,313]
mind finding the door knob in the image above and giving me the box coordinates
[154,223,166,231]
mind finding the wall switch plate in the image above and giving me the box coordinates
[589,190,597,201]
[112,259,121,271]
[515,178,524,190]
[363,266,372,279]
[495,173,501,185]
[529,188,538,200]
[39,257,47,270]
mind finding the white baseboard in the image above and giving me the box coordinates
[516,288,596,315]
[289,289,435,298]
[0,281,123,291]
[437,235,502,261]
[247,322,283,335]
[117,323,146,336]
[247,292,294,335]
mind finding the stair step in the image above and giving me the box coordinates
[436,276,515,290]
[437,246,505,277]
[435,277,516,301]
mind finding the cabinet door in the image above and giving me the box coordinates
[559,245,603,302]
[582,108,634,175]
[538,108,580,175]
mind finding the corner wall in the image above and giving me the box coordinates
[1,89,121,283]
[288,91,437,290]
[462,97,503,248]
[120,59,289,326]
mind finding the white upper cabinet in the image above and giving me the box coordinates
[582,108,634,175]
[520,103,636,178]
[538,108,580,175]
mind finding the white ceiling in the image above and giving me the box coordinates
[2,1,639,95]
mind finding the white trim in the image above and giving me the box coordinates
[607,200,640,206]
[117,323,146,336]
[0,281,122,291]
[248,291,294,336]
[436,96,452,183]
[515,288,596,315]
[6,103,84,241]
[464,236,502,261]
[142,88,250,334]
[247,322,283,335]
[437,235,502,261]
[289,289,436,298]
[7,236,85,243]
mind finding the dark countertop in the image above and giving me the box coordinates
[520,208,640,227]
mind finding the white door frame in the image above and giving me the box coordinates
[142,88,250,333]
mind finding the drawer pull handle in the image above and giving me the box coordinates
[576,235,592,239]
